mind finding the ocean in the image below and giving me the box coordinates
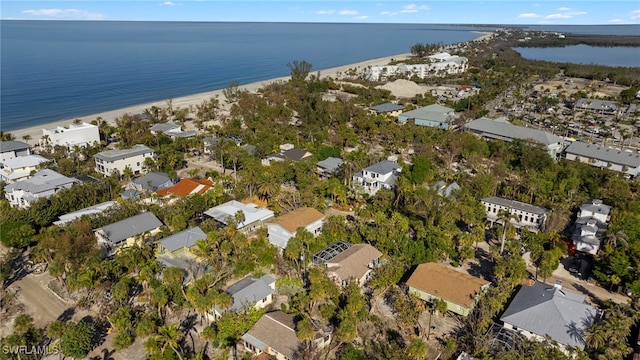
[1,21,487,131]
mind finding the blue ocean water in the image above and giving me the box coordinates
[1,21,487,131]
[513,45,640,68]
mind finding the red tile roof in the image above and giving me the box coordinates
[156,178,213,197]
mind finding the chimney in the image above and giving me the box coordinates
[554,280,562,290]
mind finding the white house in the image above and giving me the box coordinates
[352,160,401,196]
[0,154,51,183]
[398,104,456,129]
[4,169,78,208]
[41,122,100,149]
[572,199,611,255]
[579,199,611,224]
[150,123,198,139]
[0,141,31,162]
[564,141,640,178]
[211,275,276,319]
[204,200,275,232]
[54,201,118,226]
[267,207,325,249]
[94,144,155,178]
[481,196,548,232]
[262,144,313,166]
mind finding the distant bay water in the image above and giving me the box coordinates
[1,22,638,131]
[1,21,490,131]
[513,45,640,68]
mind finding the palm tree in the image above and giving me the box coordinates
[605,230,628,248]
[21,134,32,145]
[497,209,519,255]
[152,323,184,360]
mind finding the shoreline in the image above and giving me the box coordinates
[6,32,494,142]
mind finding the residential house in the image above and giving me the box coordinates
[203,136,243,154]
[131,172,173,192]
[316,157,343,178]
[205,200,275,232]
[54,201,118,226]
[150,123,198,139]
[406,262,490,316]
[94,144,155,178]
[432,180,461,198]
[370,103,404,116]
[314,242,382,287]
[500,281,597,350]
[564,141,640,178]
[572,199,611,255]
[464,117,565,158]
[94,212,163,252]
[156,226,207,257]
[398,104,456,129]
[267,207,325,249]
[4,169,79,208]
[241,311,331,360]
[0,154,51,183]
[262,144,313,165]
[0,140,31,161]
[352,160,401,196]
[156,178,215,198]
[481,196,549,232]
[41,122,100,148]
[211,275,276,319]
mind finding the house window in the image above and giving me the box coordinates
[262,297,267,303]
[137,162,140,166]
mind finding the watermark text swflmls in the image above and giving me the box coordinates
[2,345,59,355]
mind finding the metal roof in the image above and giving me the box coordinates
[54,201,118,226]
[4,169,78,194]
[500,281,597,349]
[371,103,404,113]
[0,140,30,153]
[464,117,563,146]
[132,172,172,191]
[399,104,454,123]
[317,157,343,173]
[218,275,275,313]
[95,144,154,162]
[204,200,274,229]
[565,141,640,168]
[363,160,400,175]
[158,226,207,253]
[482,196,549,215]
[95,212,163,245]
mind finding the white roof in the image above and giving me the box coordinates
[204,200,274,229]
[54,201,118,226]
[1,154,50,169]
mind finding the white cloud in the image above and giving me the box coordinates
[315,10,335,15]
[545,13,572,19]
[338,10,359,16]
[542,7,587,20]
[380,11,398,16]
[532,3,541,7]
[608,18,626,24]
[518,13,541,18]
[401,4,430,13]
[354,15,369,20]
[557,7,572,11]
[630,10,640,19]
[162,1,177,6]
[22,8,105,20]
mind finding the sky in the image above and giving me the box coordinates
[2,1,639,25]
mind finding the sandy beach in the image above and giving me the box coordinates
[6,31,493,142]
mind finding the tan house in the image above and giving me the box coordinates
[406,263,490,316]
[267,207,325,249]
[318,243,382,287]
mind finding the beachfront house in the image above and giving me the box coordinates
[481,196,549,232]
[94,212,163,252]
[397,104,456,129]
[210,275,276,319]
[267,207,325,249]
[94,144,155,178]
[204,200,275,232]
[54,200,118,226]
[41,122,100,149]
[352,159,401,196]
[0,154,52,183]
[4,169,79,208]
[406,262,489,317]
[313,242,382,288]
[500,281,597,351]
[464,117,565,158]
[0,140,31,162]
[150,123,198,139]
[564,141,640,178]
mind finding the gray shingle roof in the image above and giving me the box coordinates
[96,212,163,245]
[500,282,597,349]
[4,169,78,194]
[482,196,549,215]
[150,123,180,132]
[371,103,404,113]
[95,144,154,162]
[218,275,275,313]
[282,148,311,161]
[241,311,299,360]
[363,160,401,175]
[565,141,640,167]
[132,172,172,191]
[465,117,563,146]
[0,141,30,153]
[158,227,207,252]
[579,199,611,217]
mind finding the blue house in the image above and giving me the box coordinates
[397,104,456,129]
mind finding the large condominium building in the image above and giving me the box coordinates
[41,122,100,148]
[94,144,155,178]
[564,141,640,178]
